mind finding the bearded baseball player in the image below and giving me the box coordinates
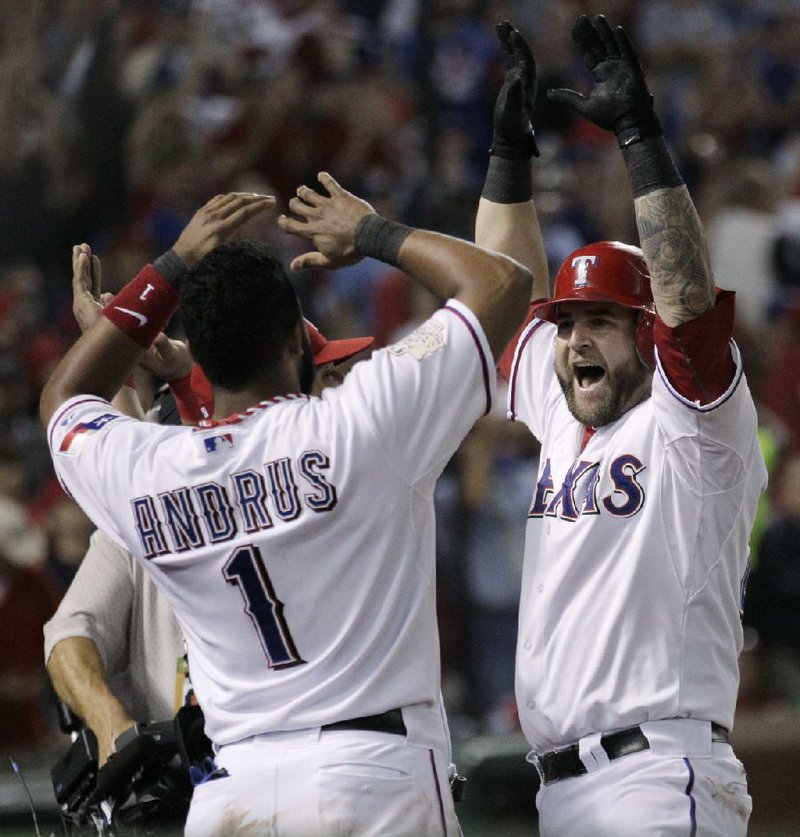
[40,181,531,836]
[476,16,767,836]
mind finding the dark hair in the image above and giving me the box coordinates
[179,241,301,391]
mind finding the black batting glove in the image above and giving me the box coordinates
[490,21,539,160]
[547,15,661,148]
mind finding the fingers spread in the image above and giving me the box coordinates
[277,214,312,238]
[296,184,326,207]
[219,197,275,231]
[288,195,319,219]
[594,15,619,58]
[317,172,342,197]
[572,15,603,69]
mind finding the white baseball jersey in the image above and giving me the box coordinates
[44,529,184,722]
[47,300,494,752]
[507,304,766,753]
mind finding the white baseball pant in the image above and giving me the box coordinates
[184,726,461,836]
[534,719,751,837]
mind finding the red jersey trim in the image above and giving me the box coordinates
[508,318,548,422]
[498,300,545,381]
[442,303,492,416]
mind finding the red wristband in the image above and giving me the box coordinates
[169,371,204,425]
[101,265,180,348]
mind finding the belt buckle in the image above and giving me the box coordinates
[531,748,568,786]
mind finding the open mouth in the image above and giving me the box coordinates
[574,363,605,390]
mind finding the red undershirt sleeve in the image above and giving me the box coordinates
[654,289,737,404]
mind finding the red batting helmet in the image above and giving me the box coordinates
[533,241,656,368]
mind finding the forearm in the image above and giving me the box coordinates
[633,185,715,327]
[623,135,714,328]
[476,155,549,301]
[47,636,134,763]
[40,317,145,425]
[354,214,531,358]
[475,197,549,301]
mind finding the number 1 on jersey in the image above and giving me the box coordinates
[223,544,305,669]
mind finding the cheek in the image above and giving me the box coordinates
[553,340,571,375]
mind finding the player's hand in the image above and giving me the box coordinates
[139,333,195,382]
[173,192,276,267]
[97,717,136,767]
[547,15,659,144]
[72,243,110,332]
[278,172,374,271]
[491,21,539,159]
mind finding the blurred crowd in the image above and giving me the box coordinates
[3,0,800,763]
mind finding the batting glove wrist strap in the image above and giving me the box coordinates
[354,214,413,266]
[482,154,533,204]
[622,134,683,198]
[615,113,662,148]
[101,265,180,348]
[489,132,539,161]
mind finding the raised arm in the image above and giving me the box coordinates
[278,172,532,359]
[475,21,549,302]
[548,15,715,327]
[40,193,275,426]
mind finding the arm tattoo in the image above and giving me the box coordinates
[634,186,715,326]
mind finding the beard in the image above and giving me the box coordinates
[556,355,650,427]
[299,334,316,395]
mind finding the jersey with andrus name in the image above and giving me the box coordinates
[507,299,767,753]
[48,298,494,751]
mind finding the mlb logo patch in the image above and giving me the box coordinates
[59,413,120,454]
[204,433,234,453]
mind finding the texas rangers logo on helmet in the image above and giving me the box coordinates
[571,255,598,288]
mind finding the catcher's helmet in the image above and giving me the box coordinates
[533,241,656,368]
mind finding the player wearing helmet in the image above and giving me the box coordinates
[478,16,765,837]
[534,242,655,429]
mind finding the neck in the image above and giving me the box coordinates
[212,367,302,420]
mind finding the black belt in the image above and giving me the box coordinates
[536,722,730,785]
[322,709,406,736]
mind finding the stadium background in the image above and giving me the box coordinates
[1,0,800,833]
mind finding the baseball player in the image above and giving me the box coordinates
[45,351,372,771]
[45,241,376,769]
[476,17,766,836]
[40,181,531,835]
